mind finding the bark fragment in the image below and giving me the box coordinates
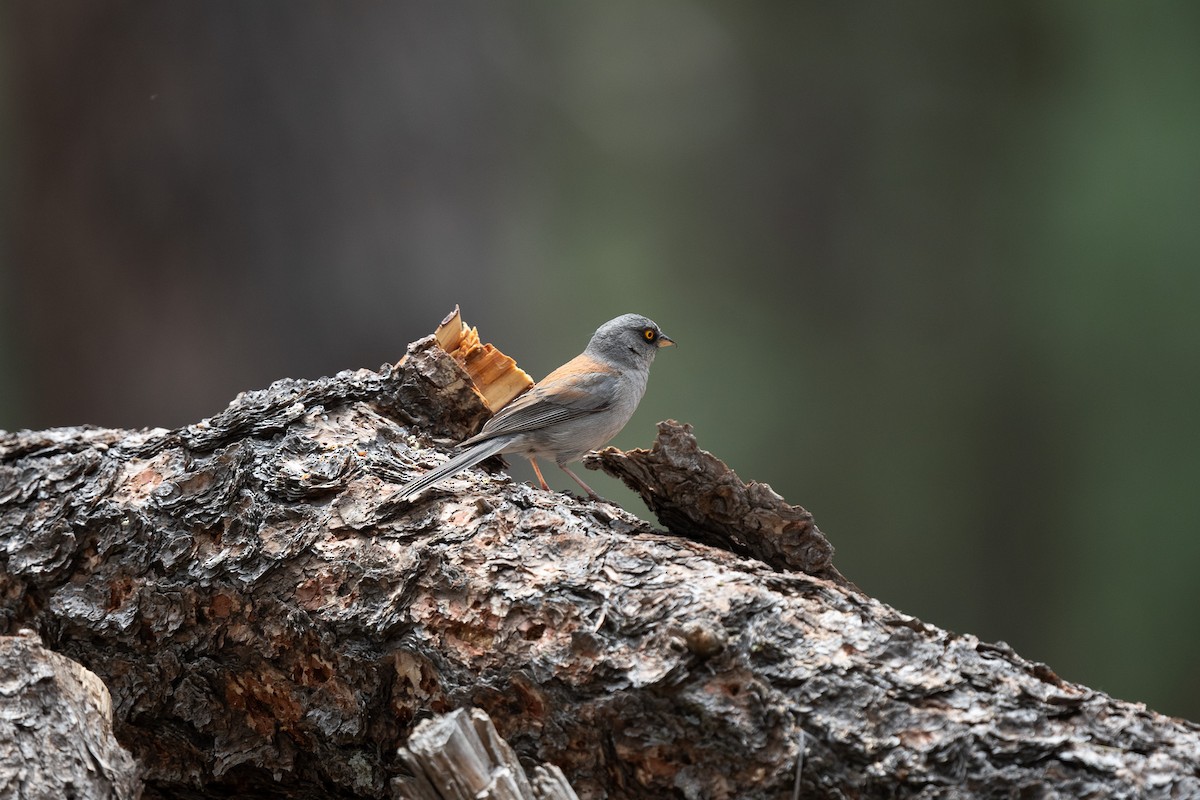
[585,421,848,586]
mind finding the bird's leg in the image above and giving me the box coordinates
[559,464,601,501]
[528,458,550,491]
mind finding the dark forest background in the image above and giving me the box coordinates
[3,4,1200,721]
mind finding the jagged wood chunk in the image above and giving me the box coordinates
[430,306,533,413]
[585,420,849,585]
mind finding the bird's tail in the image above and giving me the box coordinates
[397,436,511,501]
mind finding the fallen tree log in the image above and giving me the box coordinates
[1,318,1199,799]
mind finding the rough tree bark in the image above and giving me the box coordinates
[0,631,142,800]
[1,326,1199,799]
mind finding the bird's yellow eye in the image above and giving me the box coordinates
[643,328,657,342]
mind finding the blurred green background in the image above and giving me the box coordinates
[3,4,1199,720]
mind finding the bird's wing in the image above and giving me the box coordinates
[458,360,620,446]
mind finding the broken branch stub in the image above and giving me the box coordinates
[584,420,850,586]
[429,306,534,413]
[394,708,579,800]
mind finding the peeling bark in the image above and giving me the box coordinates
[1,333,1199,799]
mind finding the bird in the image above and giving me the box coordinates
[398,313,674,501]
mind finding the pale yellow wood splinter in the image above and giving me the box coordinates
[431,306,534,412]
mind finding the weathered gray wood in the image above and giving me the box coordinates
[0,632,142,800]
[529,765,578,800]
[2,332,1199,798]
[394,708,577,800]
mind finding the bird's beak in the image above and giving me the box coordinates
[656,333,676,348]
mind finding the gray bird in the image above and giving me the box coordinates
[398,313,674,501]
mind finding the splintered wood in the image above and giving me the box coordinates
[394,708,579,800]
[432,306,533,412]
